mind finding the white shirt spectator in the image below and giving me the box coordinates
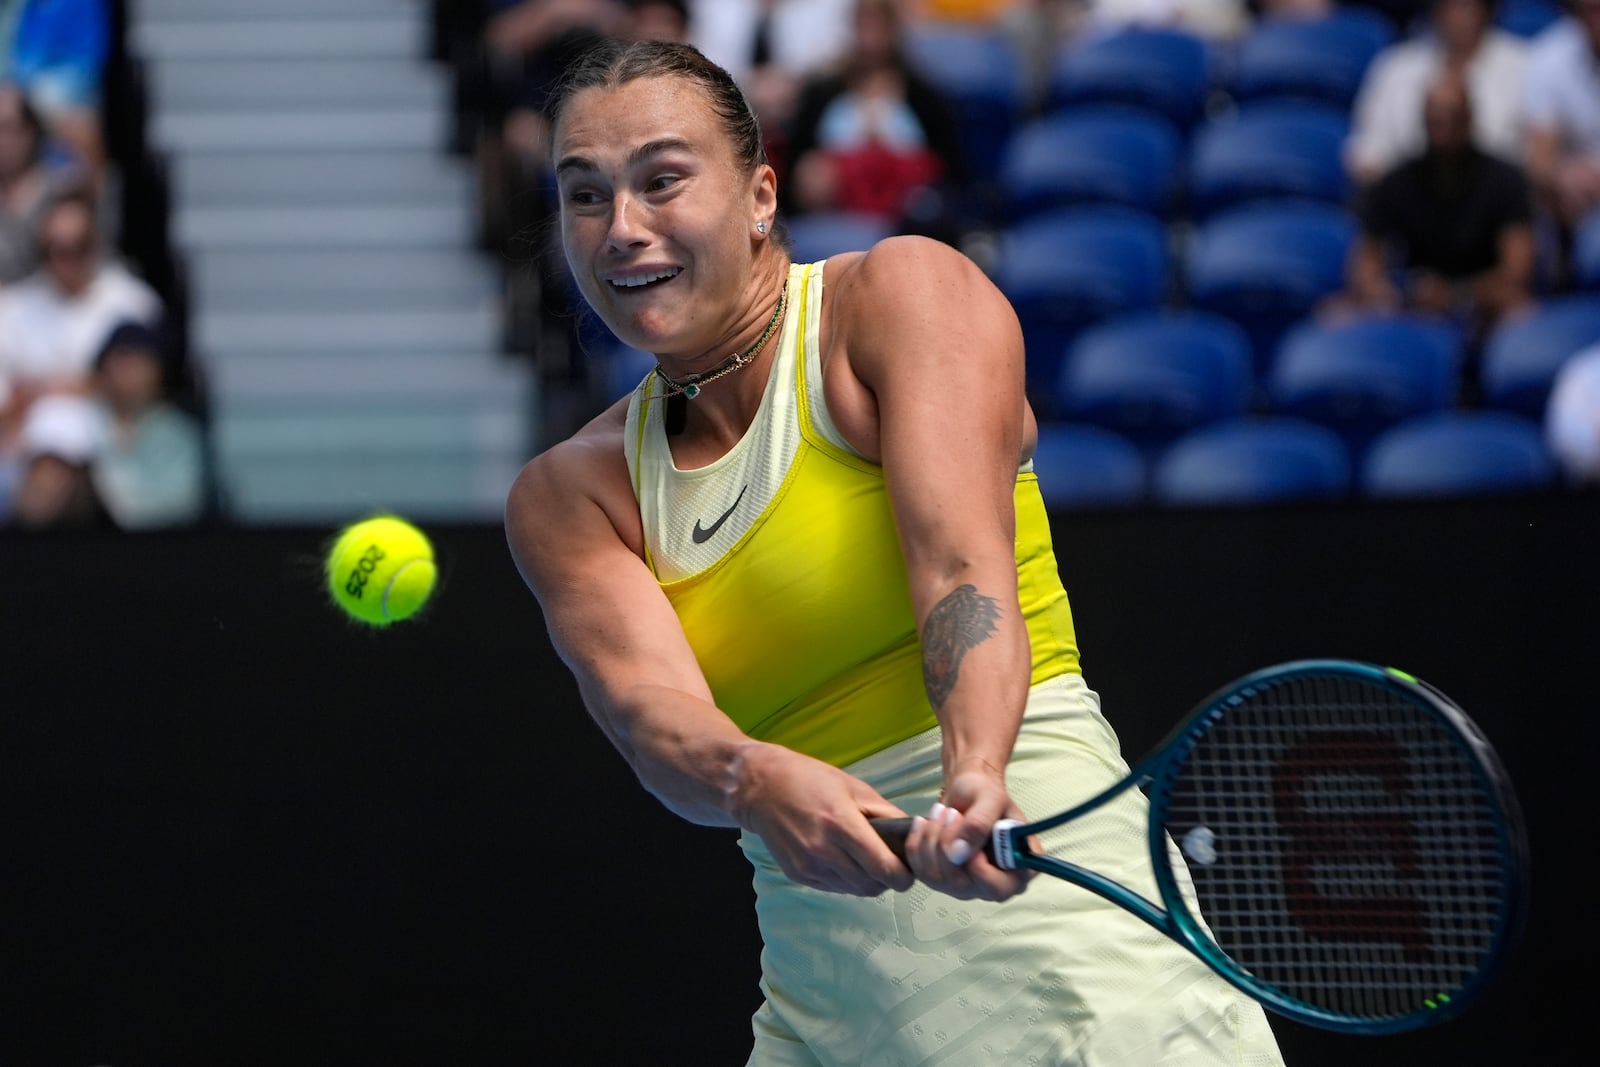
[1546,340,1600,484]
[1522,16,1600,161]
[1347,26,1528,179]
[1083,0,1250,40]
[0,258,160,408]
[689,0,855,88]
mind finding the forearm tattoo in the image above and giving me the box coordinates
[921,583,1002,709]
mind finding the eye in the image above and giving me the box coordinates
[646,172,682,193]
[563,186,606,208]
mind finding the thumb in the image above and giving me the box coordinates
[942,793,1006,868]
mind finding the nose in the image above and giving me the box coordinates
[606,192,650,251]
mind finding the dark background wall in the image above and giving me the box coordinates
[2,493,1592,1066]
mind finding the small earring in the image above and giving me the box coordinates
[756,220,767,234]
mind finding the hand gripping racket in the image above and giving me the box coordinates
[871,659,1529,1035]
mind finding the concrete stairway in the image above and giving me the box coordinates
[131,0,536,523]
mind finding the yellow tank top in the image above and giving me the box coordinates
[624,261,1079,768]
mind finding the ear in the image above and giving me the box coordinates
[750,162,778,234]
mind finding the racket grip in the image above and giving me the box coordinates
[869,817,1019,868]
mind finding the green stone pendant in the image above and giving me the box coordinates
[683,382,701,399]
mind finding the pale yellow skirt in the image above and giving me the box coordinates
[739,672,1287,1066]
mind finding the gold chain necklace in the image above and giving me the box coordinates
[654,285,786,400]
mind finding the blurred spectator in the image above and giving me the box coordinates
[476,0,625,238]
[1523,1,1600,244]
[1250,0,1330,11]
[1346,0,1528,187]
[781,0,966,224]
[1332,73,1535,338]
[0,186,162,460]
[1081,0,1250,40]
[476,0,691,246]
[0,0,110,185]
[916,0,1021,19]
[1545,338,1600,483]
[689,0,857,177]
[0,80,66,283]
[631,0,693,40]
[5,391,113,529]
[88,320,205,529]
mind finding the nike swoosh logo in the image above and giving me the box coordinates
[691,484,748,544]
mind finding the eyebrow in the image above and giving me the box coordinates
[555,137,696,177]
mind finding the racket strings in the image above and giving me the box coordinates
[1159,674,1514,1024]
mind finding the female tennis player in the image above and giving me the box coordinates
[504,38,1286,1065]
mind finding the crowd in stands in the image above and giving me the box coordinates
[11,1,1597,530]
[0,0,203,531]
[448,0,1600,504]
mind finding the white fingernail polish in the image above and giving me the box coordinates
[946,839,973,865]
[941,806,958,826]
[929,802,946,821]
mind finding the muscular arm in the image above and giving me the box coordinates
[504,410,912,895]
[835,237,1035,898]
[505,422,743,826]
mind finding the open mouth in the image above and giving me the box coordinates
[609,267,681,290]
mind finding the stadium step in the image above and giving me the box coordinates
[195,306,501,356]
[152,106,448,154]
[186,248,501,309]
[140,0,536,522]
[171,150,473,207]
[175,201,475,249]
[148,58,446,112]
[205,351,530,401]
[130,14,427,63]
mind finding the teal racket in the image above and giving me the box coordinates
[872,659,1528,1035]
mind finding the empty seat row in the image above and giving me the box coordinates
[1033,410,1561,509]
[905,4,1559,156]
[1047,300,1600,453]
[997,100,1352,224]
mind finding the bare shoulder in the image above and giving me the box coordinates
[827,234,991,309]
[826,235,1020,378]
[504,395,645,587]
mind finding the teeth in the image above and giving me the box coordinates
[611,268,680,288]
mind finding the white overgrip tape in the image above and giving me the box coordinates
[992,818,1023,869]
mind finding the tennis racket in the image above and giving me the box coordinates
[871,659,1529,1035]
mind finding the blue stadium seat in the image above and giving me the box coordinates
[1479,295,1600,417]
[1266,314,1463,455]
[1056,309,1253,448]
[1185,201,1357,374]
[996,106,1183,221]
[1566,208,1600,290]
[1186,101,1351,220]
[1046,27,1213,131]
[994,207,1170,411]
[1152,416,1352,506]
[1029,421,1148,508]
[1360,411,1558,498]
[903,25,1028,185]
[1225,10,1393,109]
[1496,0,1563,37]
[783,211,897,264]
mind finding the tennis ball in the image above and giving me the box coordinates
[325,515,436,626]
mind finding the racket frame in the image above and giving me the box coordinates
[988,658,1529,1034]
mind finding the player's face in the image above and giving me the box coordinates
[553,76,765,360]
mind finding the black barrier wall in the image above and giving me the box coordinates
[3,493,1592,1065]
